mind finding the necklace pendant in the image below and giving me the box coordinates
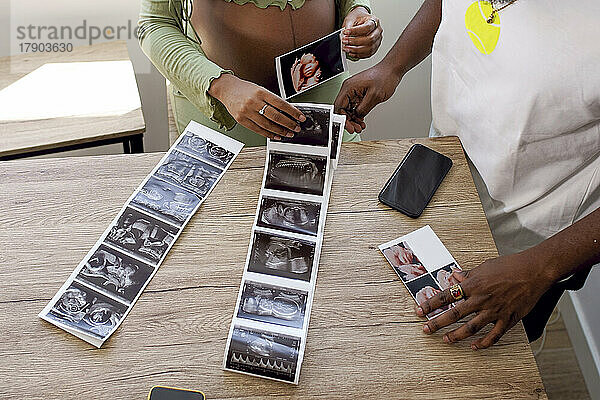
[487,11,496,24]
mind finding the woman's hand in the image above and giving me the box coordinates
[416,251,555,350]
[334,62,402,133]
[342,7,383,59]
[209,74,306,140]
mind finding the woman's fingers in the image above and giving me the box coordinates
[443,313,492,344]
[343,22,382,58]
[345,36,383,58]
[262,105,302,133]
[262,92,306,123]
[242,118,282,141]
[343,28,381,47]
[250,112,296,138]
[472,320,508,350]
[423,301,475,334]
[343,18,378,37]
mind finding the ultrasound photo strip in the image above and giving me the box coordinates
[224,104,335,384]
[331,113,346,168]
[39,121,244,347]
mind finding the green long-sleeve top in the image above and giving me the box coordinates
[138,0,371,130]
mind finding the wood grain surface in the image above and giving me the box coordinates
[0,41,145,158]
[0,137,547,399]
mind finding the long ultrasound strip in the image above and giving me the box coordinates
[224,104,344,384]
[39,121,244,348]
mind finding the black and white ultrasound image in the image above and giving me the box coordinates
[154,150,222,199]
[280,106,331,147]
[330,121,342,160]
[76,245,155,303]
[45,281,127,339]
[132,176,200,227]
[175,131,234,169]
[248,231,315,282]
[106,207,178,265]
[257,196,320,236]
[226,325,300,382]
[238,281,307,329]
[265,152,326,196]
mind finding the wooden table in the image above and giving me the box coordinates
[0,137,547,399]
[0,41,145,160]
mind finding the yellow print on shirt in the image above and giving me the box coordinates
[465,1,500,54]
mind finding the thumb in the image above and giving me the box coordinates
[343,14,357,30]
[334,85,351,114]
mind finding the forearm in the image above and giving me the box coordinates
[379,0,441,77]
[530,207,600,283]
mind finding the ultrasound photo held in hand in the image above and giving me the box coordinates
[279,105,332,147]
[276,30,346,100]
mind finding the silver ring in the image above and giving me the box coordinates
[259,104,269,116]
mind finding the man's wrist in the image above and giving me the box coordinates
[524,241,577,286]
[375,59,405,84]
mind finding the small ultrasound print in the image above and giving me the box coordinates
[265,152,327,196]
[226,325,300,383]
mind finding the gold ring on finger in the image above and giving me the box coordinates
[449,284,465,301]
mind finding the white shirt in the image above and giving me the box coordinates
[431,0,600,255]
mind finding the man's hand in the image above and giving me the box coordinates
[341,7,383,59]
[416,251,554,349]
[334,63,402,133]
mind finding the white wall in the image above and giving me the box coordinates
[562,271,600,399]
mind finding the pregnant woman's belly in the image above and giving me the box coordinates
[191,0,336,93]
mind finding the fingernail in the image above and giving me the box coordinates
[273,136,281,141]
[286,132,295,138]
[342,39,349,44]
[416,307,423,316]
[343,29,350,35]
[443,335,450,343]
[471,343,478,351]
[294,126,301,132]
[423,325,430,334]
[299,115,306,122]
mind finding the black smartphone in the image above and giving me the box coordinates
[378,144,452,218]
[148,386,205,400]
